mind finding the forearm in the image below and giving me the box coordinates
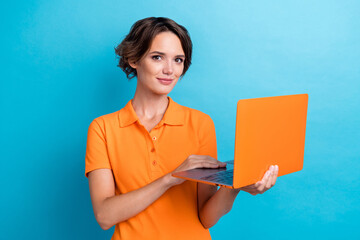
[199,187,240,229]
[96,174,173,230]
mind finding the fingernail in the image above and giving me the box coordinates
[266,171,270,177]
[270,165,274,171]
[275,165,279,171]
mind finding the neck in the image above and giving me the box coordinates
[132,84,169,120]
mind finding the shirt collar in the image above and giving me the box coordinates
[118,97,185,128]
[162,97,185,126]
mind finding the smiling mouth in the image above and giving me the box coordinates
[157,78,174,85]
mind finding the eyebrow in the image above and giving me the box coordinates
[149,51,185,58]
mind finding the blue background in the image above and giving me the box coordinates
[1,0,359,239]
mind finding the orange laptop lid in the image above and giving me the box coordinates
[233,93,308,188]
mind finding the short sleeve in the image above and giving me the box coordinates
[85,119,111,177]
[197,114,218,160]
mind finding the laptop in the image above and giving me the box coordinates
[172,93,308,189]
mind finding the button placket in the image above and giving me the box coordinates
[150,130,157,153]
[149,145,156,167]
[149,131,157,170]
[148,128,163,179]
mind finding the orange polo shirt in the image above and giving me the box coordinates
[85,97,217,240]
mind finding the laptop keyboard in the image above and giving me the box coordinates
[200,169,233,186]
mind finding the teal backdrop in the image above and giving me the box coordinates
[1,0,359,239]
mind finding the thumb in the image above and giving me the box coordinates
[218,161,227,167]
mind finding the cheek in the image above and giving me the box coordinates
[175,64,185,77]
[137,61,161,77]
[145,61,162,75]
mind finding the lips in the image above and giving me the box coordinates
[157,78,174,85]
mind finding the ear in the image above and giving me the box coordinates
[129,60,137,69]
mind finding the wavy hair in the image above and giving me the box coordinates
[115,17,193,79]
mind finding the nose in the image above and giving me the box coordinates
[162,60,173,75]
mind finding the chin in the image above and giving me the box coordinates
[153,88,174,96]
[153,83,177,95]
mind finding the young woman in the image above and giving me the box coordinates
[85,17,278,240]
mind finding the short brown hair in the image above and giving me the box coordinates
[115,17,193,79]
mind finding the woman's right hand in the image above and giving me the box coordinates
[166,155,227,187]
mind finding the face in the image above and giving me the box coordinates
[130,31,185,96]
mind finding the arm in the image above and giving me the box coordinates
[198,165,279,229]
[89,169,176,230]
[88,155,225,230]
[197,183,240,229]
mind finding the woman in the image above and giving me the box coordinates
[85,17,278,240]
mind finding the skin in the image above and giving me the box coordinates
[88,31,279,230]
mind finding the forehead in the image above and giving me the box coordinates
[148,31,184,55]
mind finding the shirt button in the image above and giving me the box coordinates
[152,136,157,141]
[151,148,155,152]
[152,160,157,166]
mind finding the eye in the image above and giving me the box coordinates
[152,55,162,61]
[175,58,184,63]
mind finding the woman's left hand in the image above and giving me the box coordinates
[239,165,279,195]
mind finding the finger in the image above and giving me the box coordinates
[254,181,263,189]
[189,155,219,164]
[189,155,227,168]
[217,161,227,167]
[201,161,222,168]
[190,160,220,169]
[271,165,279,186]
[258,170,271,192]
[193,155,225,165]
[270,165,278,188]
[189,155,216,161]
[266,166,275,189]
[199,157,225,167]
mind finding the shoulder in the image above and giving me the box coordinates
[186,106,213,123]
[174,101,214,127]
[88,110,120,131]
[175,102,217,146]
[94,111,119,124]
